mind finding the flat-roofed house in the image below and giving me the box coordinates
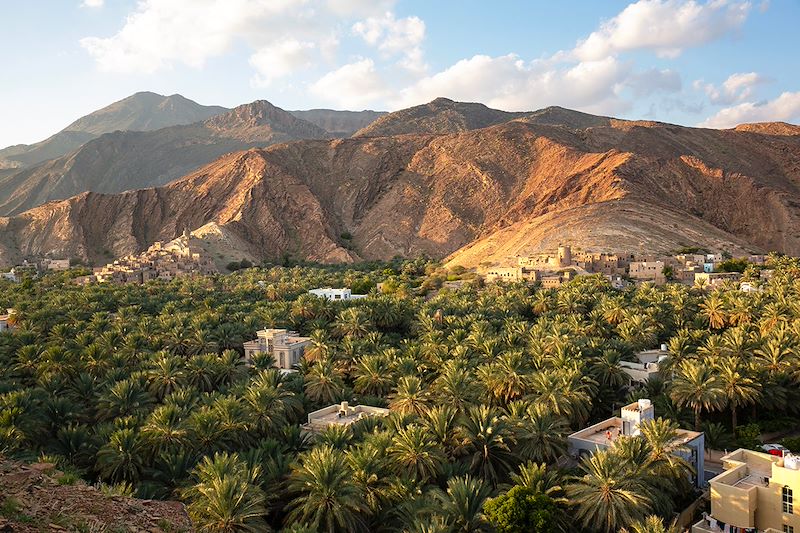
[569,399,705,488]
[303,401,390,433]
[692,448,800,533]
[620,346,669,383]
[629,261,666,284]
[243,328,311,369]
[308,288,367,301]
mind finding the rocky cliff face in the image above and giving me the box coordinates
[0,101,330,216]
[0,102,798,267]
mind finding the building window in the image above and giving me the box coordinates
[783,486,794,514]
[784,525,794,533]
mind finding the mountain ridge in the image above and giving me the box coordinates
[0,92,227,169]
[0,101,798,268]
[0,100,331,216]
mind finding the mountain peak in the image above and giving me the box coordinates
[204,101,329,139]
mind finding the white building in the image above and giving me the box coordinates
[568,399,705,488]
[620,345,669,383]
[303,401,390,433]
[308,288,367,301]
[1,271,18,283]
[243,328,311,369]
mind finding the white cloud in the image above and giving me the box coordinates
[80,0,381,75]
[81,0,104,7]
[694,71,767,104]
[309,59,389,108]
[574,0,751,60]
[352,11,427,74]
[699,91,800,128]
[388,54,633,114]
[250,40,316,86]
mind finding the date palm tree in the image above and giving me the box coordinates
[511,403,568,464]
[669,360,725,430]
[388,425,446,484]
[455,405,516,488]
[285,445,368,532]
[96,428,145,483]
[183,452,268,532]
[353,354,394,397]
[566,449,652,533]
[389,375,430,416]
[715,357,761,430]
[432,475,492,533]
[304,359,345,405]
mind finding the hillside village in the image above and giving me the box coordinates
[482,245,766,289]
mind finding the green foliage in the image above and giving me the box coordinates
[717,258,749,273]
[735,423,762,450]
[781,437,800,453]
[0,257,799,532]
[483,486,558,533]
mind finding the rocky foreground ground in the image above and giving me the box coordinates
[0,457,192,532]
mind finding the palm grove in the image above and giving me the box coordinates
[1,256,799,532]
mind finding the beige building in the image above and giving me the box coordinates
[629,261,667,284]
[692,448,799,533]
[243,328,311,369]
[569,399,705,488]
[303,401,390,433]
[43,259,70,271]
[485,266,524,282]
[695,271,742,287]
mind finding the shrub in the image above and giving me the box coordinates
[735,423,761,450]
[484,486,558,533]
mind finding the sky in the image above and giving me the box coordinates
[1,0,799,148]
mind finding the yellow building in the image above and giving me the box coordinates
[692,448,799,533]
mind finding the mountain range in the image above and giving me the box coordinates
[0,94,798,268]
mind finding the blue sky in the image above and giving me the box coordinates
[1,0,798,147]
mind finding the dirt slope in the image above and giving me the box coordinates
[0,457,192,532]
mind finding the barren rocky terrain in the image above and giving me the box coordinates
[0,101,329,216]
[0,457,192,532]
[0,99,798,267]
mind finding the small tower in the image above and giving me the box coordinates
[557,244,572,268]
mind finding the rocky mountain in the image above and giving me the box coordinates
[289,109,387,137]
[0,100,798,268]
[0,92,227,169]
[0,100,330,216]
[353,97,529,137]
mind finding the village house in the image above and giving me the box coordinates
[75,231,216,285]
[308,288,367,301]
[42,258,70,271]
[569,399,705,488]
[692,448,799,533]
[695,271,742,288]
[628,261,667,284]
[243,328,311,370]
[303,401,390,433]
[619,345,669,384]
